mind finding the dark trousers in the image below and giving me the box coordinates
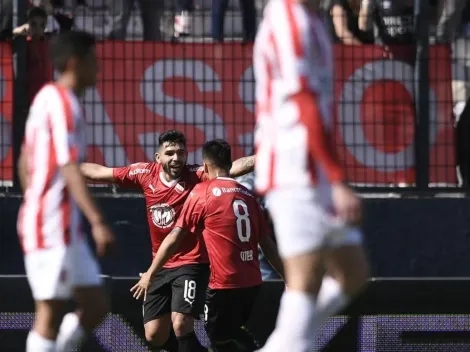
[176,0,194,12]
[107,0,163,41]
[0,0,12,41]
[212,0,256,42]
[456,95,470,187]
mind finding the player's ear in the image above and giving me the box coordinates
[203,161,209,174]
[155,152,160,163]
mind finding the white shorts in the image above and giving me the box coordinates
[24,240,103,300]
[266,187,363,259]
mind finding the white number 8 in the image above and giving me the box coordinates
[233,199,251,242]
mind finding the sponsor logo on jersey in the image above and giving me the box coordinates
[129,168,151,176]
[212,187,222,197]
[149,203,176,228]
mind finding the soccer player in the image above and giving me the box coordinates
[80,131,255,351]
[253,0,370,351]
[131,139,284,352]
[17,31,116,352]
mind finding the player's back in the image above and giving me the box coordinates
[200,177,265,289]
[18,83,86,252]
[254,0,342,202]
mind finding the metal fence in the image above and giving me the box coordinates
[1,0,469,192]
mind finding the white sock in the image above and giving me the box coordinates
[26,330,56,352]
[314,276,350,327]
[262,290,316,352]
[55,312,86,352]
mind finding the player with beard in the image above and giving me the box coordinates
[80,130,255,352]
[131,139,285,352]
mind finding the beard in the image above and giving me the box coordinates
[162,162,184,180]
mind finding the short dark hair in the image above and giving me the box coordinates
[49,30,95,73]
[158,130,186,148]
[202,139,232,171]
[28,7,47,21]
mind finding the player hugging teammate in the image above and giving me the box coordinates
[81,132,264,351]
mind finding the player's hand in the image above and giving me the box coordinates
[332,183,362,226]
[92,221,117,257]
[130,272,151,301]
[12,24,29,36]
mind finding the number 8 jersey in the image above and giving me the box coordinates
[175,176,268,289]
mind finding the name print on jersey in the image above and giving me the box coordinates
[150,203,176,228]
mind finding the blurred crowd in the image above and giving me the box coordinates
[1,0,468,43]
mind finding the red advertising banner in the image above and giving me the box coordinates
[0,43,14,185]
[0,42,456,186]
[334,45,455,185]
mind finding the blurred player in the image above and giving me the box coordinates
[80,131,255,352]
[253,0,370,351]
[131,139,284,352]
[17,31,116,352]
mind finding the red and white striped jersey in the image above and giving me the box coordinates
[253,0,345,202]
[17,83,87,253]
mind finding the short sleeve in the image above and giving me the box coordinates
[112,162,151,189]
[187,164,208,182]
[175,185,207,233]
[48,86,78,166]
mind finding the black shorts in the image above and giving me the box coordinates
[143,263,210,324]
[204,285,261,342]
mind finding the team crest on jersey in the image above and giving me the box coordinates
[212,187,222,197]
[150,203,176,228]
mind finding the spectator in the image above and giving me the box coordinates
[0,0,12,41]
[326,0,373,44]
[107,0,163,41]
[12,7,54,104]
[236,172,281,281]
[359,0,414,45]
[212,0,256,43]
[174,0,193,38]
[435,0,467,42]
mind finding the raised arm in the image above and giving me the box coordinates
[230,155,255,178]
[358,0,373,32]
[80,162,116,183]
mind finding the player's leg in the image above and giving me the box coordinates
[260,188,328,352]
[55,241,109,352]
[204,288,234,351]
[143,268,177,351]
[28,300,67,352]
[24,246,72,351]
[170,264,210,352]
[314,229,369,326]
[206,286,260,352]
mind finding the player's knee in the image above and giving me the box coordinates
[335,257,370,295]
[145,328,169,346]
[172,313,194,336]
[144,320,170,347]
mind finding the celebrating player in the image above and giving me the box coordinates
[131,139,284,352]
[253,0,370,351]
[17,31,116,352]
[80,131,255,351]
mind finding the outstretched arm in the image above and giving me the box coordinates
[230,155,255,178]
[80,163,116,183]
[130,227,187,300]
[148,227,187,277]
